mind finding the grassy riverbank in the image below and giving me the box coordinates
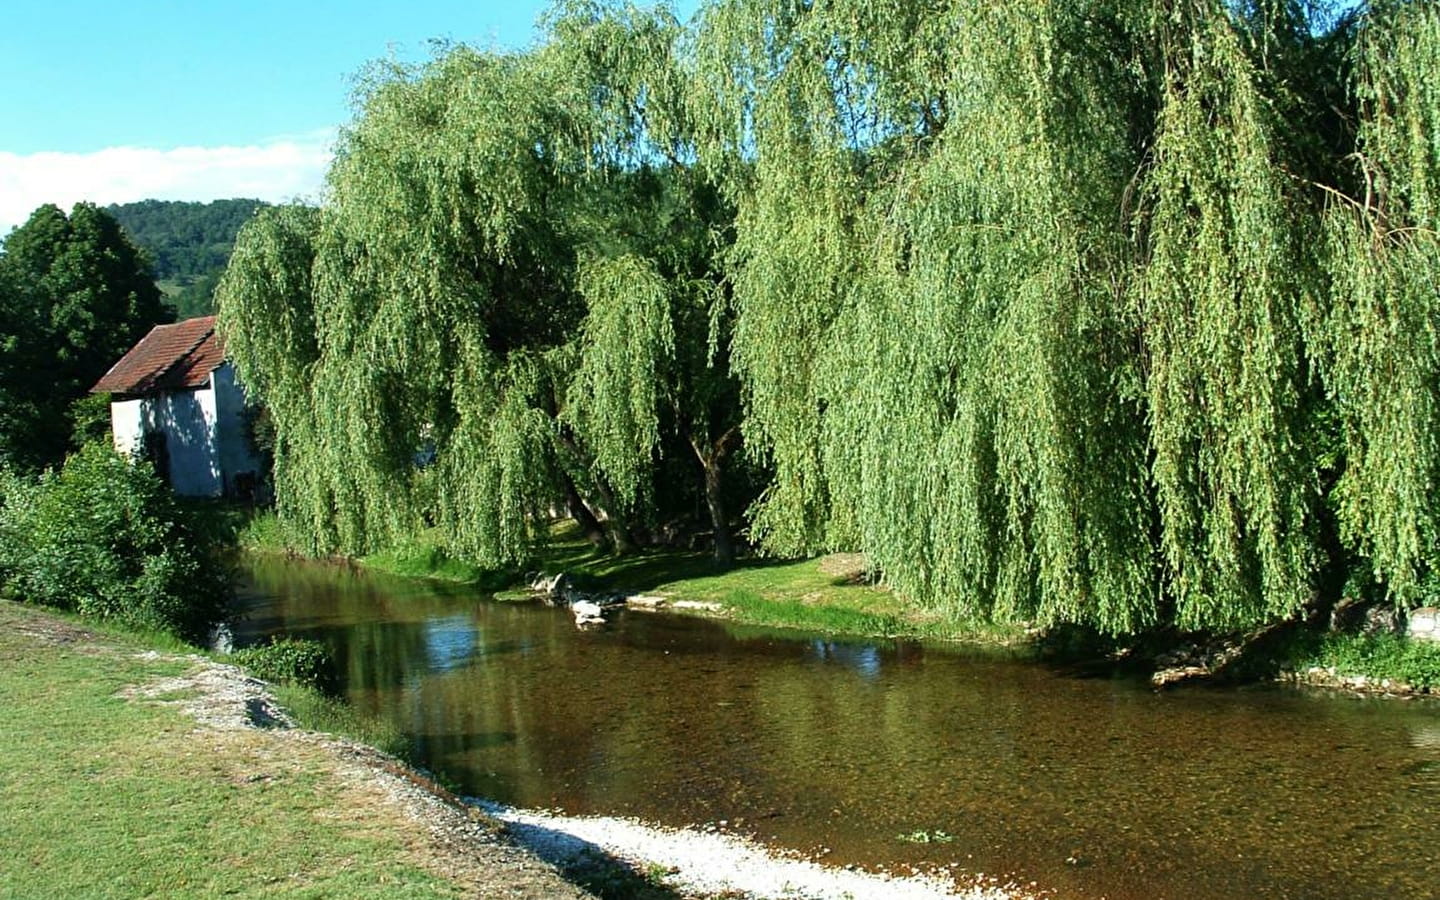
[1280,631,1440,692]
[367,523,1022,644]
[240,511,1023,644]
[240,511,1440,687]
[0,600,593,900]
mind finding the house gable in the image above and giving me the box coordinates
[92,315,259,498]
[91,315,224,397]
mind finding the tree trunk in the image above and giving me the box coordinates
[703,454,734,566]
[562,475,609,549]
[590,476,641,554]
[691,427,739,567]
[552,422,637,553]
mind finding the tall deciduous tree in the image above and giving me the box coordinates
[0,203,169,470]
[220,0,1440,635]
[692,0,1368,632]
[1318,0,1440,603]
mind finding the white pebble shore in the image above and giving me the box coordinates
[473,799,1030,900]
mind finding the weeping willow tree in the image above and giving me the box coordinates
[1133,0,1328,629]
[692,0,1366,633]
[547,0,749,561]
[214,205,334,553]
[219,2,748,566]
[690,0,1161,630]
[886,0,1156,631]
[220,0,1440,634]
[1319,0,1440,603]
[221,49,581,565]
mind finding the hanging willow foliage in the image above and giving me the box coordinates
[215,205,342,555]
[1320,0,1440,601]
[217,0,1440,634]
[566,254,677,508]
[695,0,1158,629]
[866,0,1155,632]
[694,0,898,555]
[697,0,1353,631]
[220,3,743,567]
[218,47,584,565]
[1134,0,1322,629]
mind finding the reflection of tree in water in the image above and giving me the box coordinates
[806,640,882,680]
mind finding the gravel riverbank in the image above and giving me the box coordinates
[476,800,1034,900]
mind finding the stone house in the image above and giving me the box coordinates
[90,315,261,498]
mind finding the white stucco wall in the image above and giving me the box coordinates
[107,362,261,498]
[109,386,220,496]
[210,363,262,495]
[110,398,147,459]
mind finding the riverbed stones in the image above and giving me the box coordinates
[571,600,606,626]
[530,572,575,606]
[670,599,725,613]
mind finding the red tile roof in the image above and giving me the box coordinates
[91,316,227,395]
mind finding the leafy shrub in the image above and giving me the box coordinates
[1302,633,1440,690]
[0,443,229,642]
[236,509,287,552]
[232,638,335,692]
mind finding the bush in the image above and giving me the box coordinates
[1301,633,1440,690]
[0,443,229,642]
[236,509,288,552]
[232,638,335,692]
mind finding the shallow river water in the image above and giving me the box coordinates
[234,557,1440,900]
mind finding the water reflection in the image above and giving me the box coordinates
[235,557,1440,900]
[422,616,480,672]
[1408,720,1440,752]
[806,639,883,680]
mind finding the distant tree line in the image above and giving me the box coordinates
[108,198,269,318]
[218,0,1440,637]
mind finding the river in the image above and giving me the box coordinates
[233,556,1440,899]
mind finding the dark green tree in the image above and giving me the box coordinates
[0,203,170,470]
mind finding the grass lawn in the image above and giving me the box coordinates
[355,520,1025,644]
[0,601,463,899]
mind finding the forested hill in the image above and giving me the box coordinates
[107,198,269,318]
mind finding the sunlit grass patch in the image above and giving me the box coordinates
[348,518,1029,644]
[0,601,462,899]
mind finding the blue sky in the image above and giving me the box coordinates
[1,1,695,232]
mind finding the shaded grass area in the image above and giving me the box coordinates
[234,507,288,553]
[0,601,462,899]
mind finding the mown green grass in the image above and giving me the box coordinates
[0,601,462,899]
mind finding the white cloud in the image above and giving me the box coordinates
[0,129,335,234]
